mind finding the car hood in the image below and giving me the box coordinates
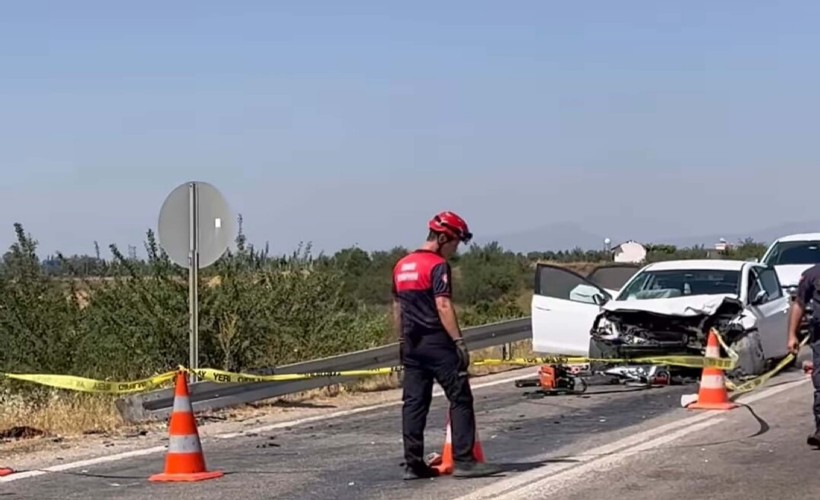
[602,293,741,317]
[774,264,813,288]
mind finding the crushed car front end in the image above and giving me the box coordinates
[586,295,749,376]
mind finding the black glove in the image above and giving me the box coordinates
[454,338,470,372]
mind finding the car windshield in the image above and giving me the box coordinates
[616,269,741,300]
[763,241,820,266]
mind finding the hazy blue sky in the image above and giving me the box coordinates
[3,1,820,257]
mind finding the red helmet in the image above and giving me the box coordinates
[428,211,473,243]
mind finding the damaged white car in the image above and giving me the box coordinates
[531,260,792,378]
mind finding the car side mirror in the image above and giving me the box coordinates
[592,293,609,306]
[751,289,767,305]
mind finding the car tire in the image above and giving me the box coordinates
[728,330,766,378]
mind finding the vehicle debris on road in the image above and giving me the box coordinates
[512,361,692,400]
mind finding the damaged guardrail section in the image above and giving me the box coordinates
[115,317,532,423]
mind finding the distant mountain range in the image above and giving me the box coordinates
[478,219,820,253]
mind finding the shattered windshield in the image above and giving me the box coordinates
[763,241,820,266]
[616,269,741,300]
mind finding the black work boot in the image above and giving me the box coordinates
[403,463,439,480]
[452,461,504,478]
[808,430,820,448]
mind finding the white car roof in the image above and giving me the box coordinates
[641,259,747,272]
[771,233,820,243]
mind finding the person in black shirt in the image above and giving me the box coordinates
[789,263,820,446]
[392,211,502,480]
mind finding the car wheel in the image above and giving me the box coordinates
[728,330,766,378]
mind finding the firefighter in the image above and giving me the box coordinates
[391,211,502,480]
[788,263,820,447]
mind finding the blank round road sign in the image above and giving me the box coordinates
[157,181,236,269]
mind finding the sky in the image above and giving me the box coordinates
[2,1,820,258]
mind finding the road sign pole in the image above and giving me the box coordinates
[158,180,234,385]
[188,182,200,382]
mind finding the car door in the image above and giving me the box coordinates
[584,263,642,296]
[746,264,790,359]
[531,264,610,357]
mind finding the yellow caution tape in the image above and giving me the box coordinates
[0,365,405,393]
[0,330,806,395]
[187,366,404,384]
[0,355,731,393]
[473,354,738,371]
[725,334,811,395]
[712,330,740,363]
[0,370,178,394]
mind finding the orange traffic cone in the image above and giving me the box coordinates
[0,467,13,477]
[149,371,224,482]
[687,329,739,411]
[430,411,485,475]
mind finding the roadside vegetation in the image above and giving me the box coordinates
[0,220,769,437]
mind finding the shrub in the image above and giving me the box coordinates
[0,219,768,403]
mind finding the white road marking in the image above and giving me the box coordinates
[453,376,811,500]
[0,369,537,482]
[452,411,720,500]
[0,446,167,483]
[502,418,724,499]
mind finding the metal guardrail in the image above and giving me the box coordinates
[115,317,532,423]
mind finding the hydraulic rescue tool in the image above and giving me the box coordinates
[514,363,674,398]
[514,364,588,395]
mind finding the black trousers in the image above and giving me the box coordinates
[401,334,477,468]
[811,328,820,431]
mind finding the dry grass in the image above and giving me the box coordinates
[0,391,126,439]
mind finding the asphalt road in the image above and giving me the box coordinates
[1,361,817,500]
[506,373,820,500]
